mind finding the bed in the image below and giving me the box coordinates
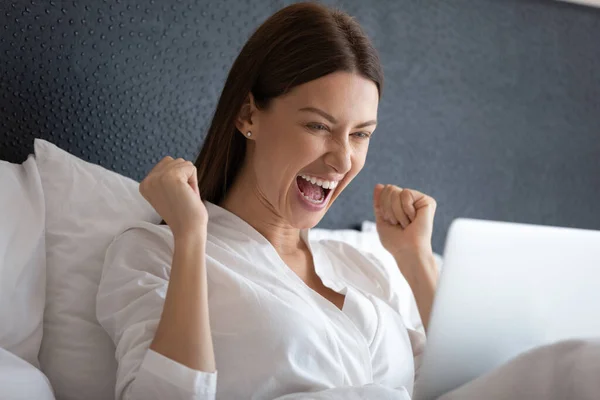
[1,0,599,399]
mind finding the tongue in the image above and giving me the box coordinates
[297,177,324,201]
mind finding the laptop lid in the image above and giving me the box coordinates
[414,218,600,400]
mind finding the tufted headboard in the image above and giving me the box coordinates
[2,0,600,253]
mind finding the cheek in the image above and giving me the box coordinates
[252,128,318,195]
[350,146,368,174]
[261,127,324,168]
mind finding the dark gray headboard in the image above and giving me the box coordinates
[2,0,599,253]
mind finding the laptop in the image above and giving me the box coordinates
[414,218,600,400]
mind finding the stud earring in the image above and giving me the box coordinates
[246,131,252,137]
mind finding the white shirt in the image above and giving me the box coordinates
[96,202,425,400]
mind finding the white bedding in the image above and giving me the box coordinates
[0,157,46,368]
[437,338,600,400]
[0,348,55,400]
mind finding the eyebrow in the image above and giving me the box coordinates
[298,107,377,129]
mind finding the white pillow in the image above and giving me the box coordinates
[0,348,55,400]
[35,139,160,400]
[0,156,46,368]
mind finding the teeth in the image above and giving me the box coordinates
[299,174,339,190]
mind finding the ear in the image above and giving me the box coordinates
[235,92,258,138]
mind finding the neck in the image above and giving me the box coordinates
[220,165,305,257]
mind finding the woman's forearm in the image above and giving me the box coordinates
[149,231,216,372]
[394,251,439,332]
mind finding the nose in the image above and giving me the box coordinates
[324,135,352,175]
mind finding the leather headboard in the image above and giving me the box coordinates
[2,0,599,252]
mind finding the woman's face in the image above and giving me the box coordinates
[244,71,379,229]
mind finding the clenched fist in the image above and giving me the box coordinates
[373,183,437,259]
[139,156,208,237]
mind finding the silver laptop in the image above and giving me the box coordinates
[414,218,600,400]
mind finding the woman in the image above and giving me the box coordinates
[96,2,439,399]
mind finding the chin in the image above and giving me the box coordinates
[297,202,337,230]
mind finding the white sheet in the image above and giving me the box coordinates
[0,348,55,400]
[438,338,600,400]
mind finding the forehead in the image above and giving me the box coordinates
[276,71,379,122]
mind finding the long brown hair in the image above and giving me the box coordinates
[195,1,384,205]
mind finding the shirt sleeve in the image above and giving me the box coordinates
[96,222,218,400]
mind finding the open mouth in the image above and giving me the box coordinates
[296,175,333,205]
